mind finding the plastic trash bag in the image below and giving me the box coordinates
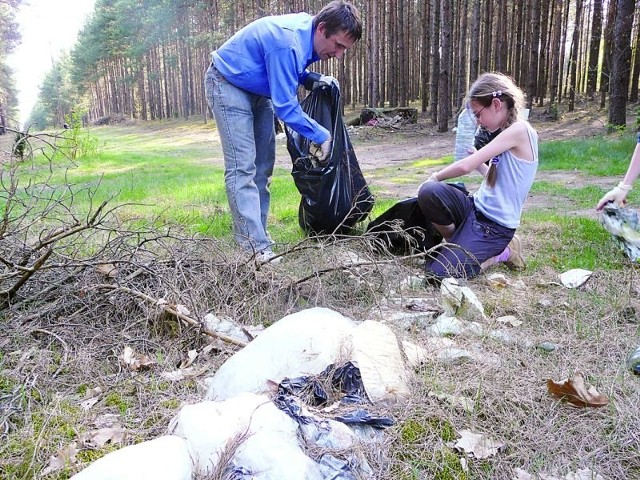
[277,361,367,409]
[70,435,193,480]
[334,409,395,429]
[366,184,467,255]
[599,203,640,261]
[331,362,366,404]
[272,389,376,479]
[365,197,441,254]
[287,85,374,234]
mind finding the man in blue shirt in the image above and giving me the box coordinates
[205,1,362,263]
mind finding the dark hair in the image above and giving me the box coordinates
[313,1,362,41]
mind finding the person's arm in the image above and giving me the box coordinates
[265,48,330,144]
[596,136,640,211]
[429,122,528,181]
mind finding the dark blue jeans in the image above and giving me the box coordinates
[417,182,514,279]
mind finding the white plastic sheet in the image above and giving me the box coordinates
[169,393,323,479]
[205,307,357,401]
[70,435,193,480]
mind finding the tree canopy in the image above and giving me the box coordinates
[8,0,640,132]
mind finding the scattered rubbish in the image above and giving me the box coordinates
[627,345,640,375]
[537,341,560,353]
[559,269,593,289]
[440,278,486,321]
[453,429,505,459]
[351,320,411,402]
[205,308,411,403]
[428,391,475,413]
[496,315,522,327]
[205,308,357,401]
[429,315,483,337]
[599,203,640,261]
[547,372,608,408]
[70,435,193,480]
[202,313,255,344]
[334,409,395,428]
[537,298,554,308]
[169,392,374,480]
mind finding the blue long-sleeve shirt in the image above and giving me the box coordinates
[211,13,330,144]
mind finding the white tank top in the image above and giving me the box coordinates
[474,122,538,228]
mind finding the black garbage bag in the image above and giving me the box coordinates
[286,85,374,234]
[366,183,469,255]
[366,197,441,254]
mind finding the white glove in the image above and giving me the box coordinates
[596,182,632,211]
[318,75,340,90]
[310,136,332,163]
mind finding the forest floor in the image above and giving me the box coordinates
[1,104,639,479]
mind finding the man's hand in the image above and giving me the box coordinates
[310,136,332,163]
[318,75,340,90]
[596,183,631,211]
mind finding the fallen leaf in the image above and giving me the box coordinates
[120,346,156,371]
[454,429,505,459]
[179,349,198,369]
[80,397,100,411]
[80,427,127,448]
[84,386,103,399]
[40,442,79,476]
[547,372,608,408]
[96,263,118,278]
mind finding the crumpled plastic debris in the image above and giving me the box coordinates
[559,268,593,289]
[275,362,394,430]
[333,409,395,429]
[277,361,366,407]
[599,203,640,261]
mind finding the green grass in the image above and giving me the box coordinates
[13,121,640,268]
[522,213,628,271]
[539,131,637,175]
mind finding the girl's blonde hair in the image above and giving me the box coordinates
[466,72,526,187]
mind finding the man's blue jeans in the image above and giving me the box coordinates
[205,63,275,252]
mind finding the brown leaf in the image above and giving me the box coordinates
[120,346,156,371]
[547,372,608,408]
[96,263,118,278]
[40,442,79,476]
[80,427,127,448]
